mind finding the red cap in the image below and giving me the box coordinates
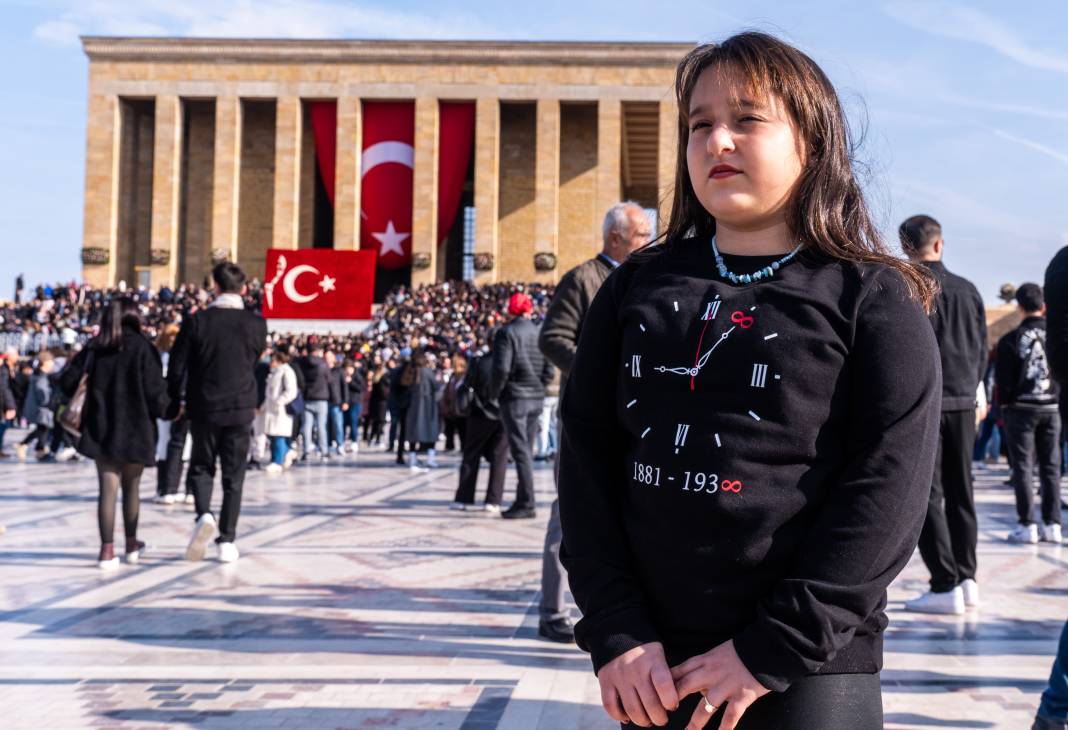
[507,293,533,316]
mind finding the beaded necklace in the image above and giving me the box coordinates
[711,235,804,284]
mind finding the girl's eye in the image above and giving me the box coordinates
[738,115,762,123]
[689,121,710,132]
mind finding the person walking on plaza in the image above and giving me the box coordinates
[59,297,170,569]
[535,201,651,643]
[440,354,468,452]
[155,323,192,505]
[403,351,441,471]
[0,350,17,458]
[452,344,507,513]
[899,215,987,615]
[263,350,299,474]
[558,34,941,729]
[489,292,555,519]
[15,351,56,461]
[996,283,1062,545]
[325,350,346,456]
[299,344,331,460]
[167,262,268,563]
[341,359,365,454]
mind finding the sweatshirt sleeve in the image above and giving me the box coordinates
[994,333,1017,406]
[539,269,584,374]
[731,267,942,692]
[558,264,661,673]
[1045,246,1068,382]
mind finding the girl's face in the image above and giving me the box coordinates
[686,68,805,231]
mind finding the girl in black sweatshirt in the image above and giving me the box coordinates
[557,32,941,730]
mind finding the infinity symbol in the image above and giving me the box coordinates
[722,480,743,493]
[730,311,754,329]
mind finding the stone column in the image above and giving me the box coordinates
[149,95,181,288]
[657,96,679,234]
[534,98,560,283]
[212,96,241,263]
[334,96,362,250]
[473,97,500,284]
[82,93,121,288]
[272,95,302,250]
[410,96,439,288]
[596,98,622,239]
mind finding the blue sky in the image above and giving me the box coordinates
[1,0,1065,304]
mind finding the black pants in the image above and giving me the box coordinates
[500,397,542,509]
[443,416,466,451]
[626,672,882,730]
[454,412,508,505]
[157,416,190,496]
[186,420,250,543]
[22,424,49,450]
[394,407,409,463]
[1004,407,1063,526]
[917,409,978,593]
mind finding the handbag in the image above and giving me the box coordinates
[286,391,305,417]
[59,349,94,440]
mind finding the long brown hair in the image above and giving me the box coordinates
[658,32,936,311]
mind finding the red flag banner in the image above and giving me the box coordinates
[437,102,475,245]
[360,101,414,271]
[308,101,338,206]
[262,248,376,320]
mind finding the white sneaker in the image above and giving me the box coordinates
[156,493,177,505]
[217,541,239,563]
[14,444,26,462]
[185,513,217,561]
[904,587,965,615]
[283,449,298,469]
[960,579,980,608]
[56,446,77,461]
[484,504,502,516]
[98,556,119,571]
[1041,523,1063,544]
[264,462,283,474]
[184,493,196,505]
[1008,523,1039,544]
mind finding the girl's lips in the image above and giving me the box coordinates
[708,164,741,180]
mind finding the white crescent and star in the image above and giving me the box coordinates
[281,264,337,305]
[361,141,414,261]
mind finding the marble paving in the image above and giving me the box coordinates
[0,433,1064,729]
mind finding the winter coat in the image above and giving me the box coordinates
[60,328,170,465]
[263,364,299,437]
[23,370,53,427]
[404,366,441,444]
[301,356,330,401]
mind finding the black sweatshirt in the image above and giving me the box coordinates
[1044,246,1068,382]
[558,237,941,692]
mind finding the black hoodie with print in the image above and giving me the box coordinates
[557,237,941,692]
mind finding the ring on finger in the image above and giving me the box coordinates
[702,695,718,714]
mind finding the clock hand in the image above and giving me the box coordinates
[694,326,737,371]
[654,365,697,376]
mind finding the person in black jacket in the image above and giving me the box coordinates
[452,346,507,511]
[0,350,17,458]
[489,293,555,519]
[996,283,1062,545]
[341,359,365,454]
[166,263,268,563]
[60,297,169,569]
[300,345,331,459]
[324,349,345,456]
[900,215,987,615]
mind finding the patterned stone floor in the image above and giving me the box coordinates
[0,433,1063,729]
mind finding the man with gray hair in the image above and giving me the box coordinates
[536,200,651,642]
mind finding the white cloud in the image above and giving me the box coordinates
[883,1,1068,74]
[989,128,1068,167]
[941,95,1068,122]
[32,0,509,46]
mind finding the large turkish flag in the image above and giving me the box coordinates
[360,102,414,271]
[262,248,376,320]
